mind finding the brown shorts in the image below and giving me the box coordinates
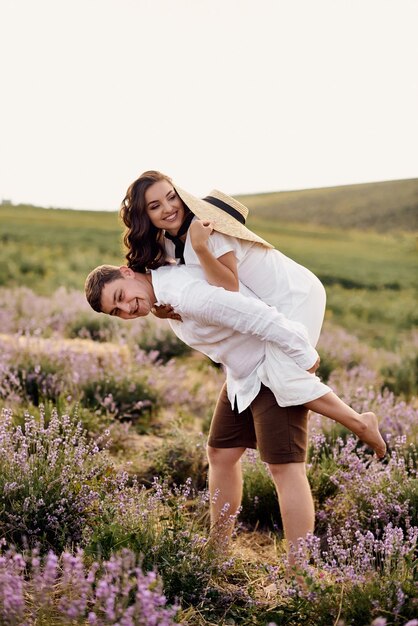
[208,382,309,464]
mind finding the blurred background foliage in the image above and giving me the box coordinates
[1,177,417,349]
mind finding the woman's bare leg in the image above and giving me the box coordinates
[305,392,386,457]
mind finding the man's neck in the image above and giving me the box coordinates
[134,270,157,303]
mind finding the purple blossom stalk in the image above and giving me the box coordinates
[0,546,180,625]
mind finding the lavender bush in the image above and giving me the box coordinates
[139,425,209,491]
[1,283,418,625]
[0,407,114,551]
[309,366,418,445]
[318,323,418,397]
[277,523,417,625]
[0,545,180,625]
[87,476,220,605]
[0,408,225,609]
[0,339,168,434]
[308,434,418,537]
[0,286,190,361]
[0,330,218,433]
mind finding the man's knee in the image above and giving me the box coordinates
[206,445,245,467]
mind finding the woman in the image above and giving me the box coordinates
[119,170,386,457]
[121,171,324,339]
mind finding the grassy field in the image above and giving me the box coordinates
[250,217,417,348]
[238,177,418,231]
[1,205,417,293]
[1,181,417,624]
[249,216,417,289]
[1,186,416,348]
[0,204,124,292]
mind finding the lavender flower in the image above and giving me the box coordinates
[0,407,116,551]
[0,546,180,625]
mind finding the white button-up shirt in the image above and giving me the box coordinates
[151,265,323,412]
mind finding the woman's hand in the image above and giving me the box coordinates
[151,304,182,322]
[307,356,320,374]
[189,220,214,253]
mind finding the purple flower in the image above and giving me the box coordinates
[0,547,180,624]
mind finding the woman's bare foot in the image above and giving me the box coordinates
[354,412,386,458]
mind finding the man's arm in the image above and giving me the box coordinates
[179,279,319,370]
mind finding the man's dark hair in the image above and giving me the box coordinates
[84,265,123,313]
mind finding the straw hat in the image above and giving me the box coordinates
[173,185,274,249]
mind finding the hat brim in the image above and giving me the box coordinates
[174,185,274,249]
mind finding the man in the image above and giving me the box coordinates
[84,262,383,558]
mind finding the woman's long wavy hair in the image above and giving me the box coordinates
[120,170,181,271]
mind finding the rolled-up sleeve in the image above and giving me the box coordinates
[179,280,318,370]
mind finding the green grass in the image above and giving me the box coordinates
[238,177,418,232]
[249,217,417,290]
[0,204,124,292]
[247,218,417,347]
[1,191,417,349]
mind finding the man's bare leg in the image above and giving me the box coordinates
[206,445,246,546]
[305,392,386,458]
[268,462,315,567]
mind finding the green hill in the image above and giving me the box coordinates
[237,178,418,231]
[0,178,417,295]
[0,188,416,349]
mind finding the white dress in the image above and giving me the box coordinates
[164,226,330,408]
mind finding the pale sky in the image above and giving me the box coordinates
[1,0,417,210]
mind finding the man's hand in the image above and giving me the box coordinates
[151,304,183,322]
[189,219,214,253]
[307,356,320,374]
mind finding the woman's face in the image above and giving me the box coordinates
[144,179,186,235]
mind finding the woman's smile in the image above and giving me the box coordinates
[163,210,180,223]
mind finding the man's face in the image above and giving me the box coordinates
[145,179,186,235]
[101,273,154,319]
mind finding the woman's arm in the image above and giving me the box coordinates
[189,220,239,291]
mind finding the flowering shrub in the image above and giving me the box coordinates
[0,408,223,607]
[277,524,418,625]
[1,283,418,625]
[318,323,418,398]
[0,286,90,337]
[66,308,191,361]
[0,335,177,429]
[140,425,208,491]
[318,324,392,373]
[261,523,417,625]
[308,434,417,537]
[321,368,418,443]
[0,286,190,361]
[0,545,179,625]
[0,407,114,551]
[87,477,220,604]
[65,310,120,342]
